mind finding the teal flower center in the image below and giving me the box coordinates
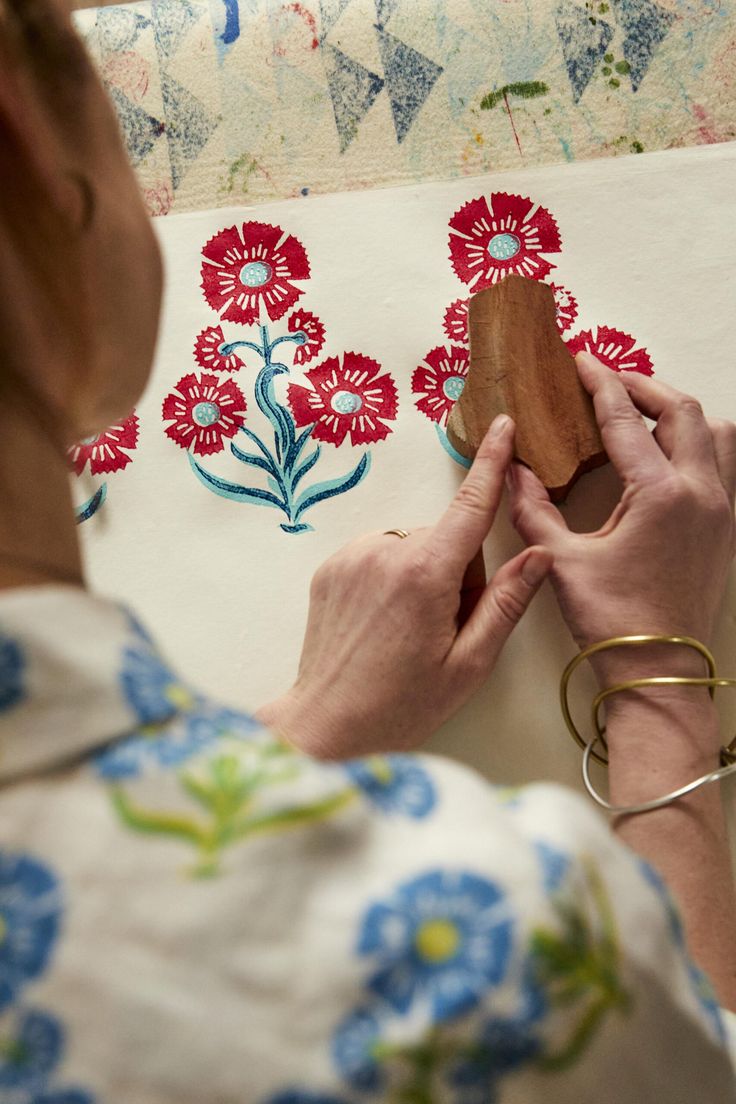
[488,232,521,261]
[443,376,466,401]
[192,401,221,427]
[239,260,272,288]
[332,390,362,415]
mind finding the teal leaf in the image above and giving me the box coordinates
[294,452,370,520]
[188,453,284,509]
[291,446,321,490]
[230,440,277,475]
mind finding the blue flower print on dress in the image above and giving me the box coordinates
[95,644,261,779]
[0,1007,62,1093]
[0,852,61,1011]
[0,1007,95,1103]
[264,1092,351,1104]
[345,756,436,818]
[534,842,571,895]
[0,632,24,712]
[447,1014,542,1103]
[358,870,513,1022]
[332,1007,384,1093]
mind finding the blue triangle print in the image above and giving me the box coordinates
[555,0,614,103]
[323,44,384,153]
[319,0,352,40]
[152,0,200,61]
[108,87,164,167]
[96,8,150,53]
[374,0,399,31]
[160,73,218,189]
[612,0,675,91]
[375,30,443,144]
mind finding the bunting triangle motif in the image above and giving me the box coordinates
[555,0,614,103]
[375,29,443,143]
[612,0,676,91]
[323,44,385,152]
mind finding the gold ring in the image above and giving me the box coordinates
[383,529,410,539]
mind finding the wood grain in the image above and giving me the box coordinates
[447,275,607,502]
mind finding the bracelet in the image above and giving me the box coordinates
[560,635,736,819]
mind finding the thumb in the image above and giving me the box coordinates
[454,546,553,674]
[507,462,568,546]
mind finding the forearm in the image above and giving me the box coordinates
[604,681,736,1012]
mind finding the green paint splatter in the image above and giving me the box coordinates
[602,66,612,75]
[609,77,621,88]
[630,140,644,153]
[480,81,549,110]
[604,52,614,63]
[615,59,631,74]
[224,153,260,196]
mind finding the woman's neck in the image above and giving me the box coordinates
[0,400,85,592]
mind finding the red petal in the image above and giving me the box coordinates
[488,191,534,230]
[414,392,450,425]
[448,195,492,238]
[201,225,244,267]
[311,413,349,446]
[276,232,311,280]
[349,414,392,446]
[288,382,325,427]
[525,205,562,253]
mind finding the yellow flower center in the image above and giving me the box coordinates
[166,683,197,711]
[415,919,461,963]
[369,758,394,785]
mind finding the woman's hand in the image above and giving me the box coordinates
[0,0,161,440]
[259,416,551,760]
[508,353,736,687]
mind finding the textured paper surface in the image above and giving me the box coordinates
[74,0,736,216]
[77,142,736,796]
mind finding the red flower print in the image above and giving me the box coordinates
[201,222,310,325]
[449,192,561,292]
[412,346,469,426]
[68,413,139,476]
[566,326,653,375]
[194,325,245,373]
[549,284,578,334]
[287,353,398,447]
[443,299,469,345]
[288,309,326,366]
[162,373,247,456]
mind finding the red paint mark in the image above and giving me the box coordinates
[143,181,174,218]
[693,103,719,144]
[282,2,319,49]
[101,51,150,103]
[503,90,523,158]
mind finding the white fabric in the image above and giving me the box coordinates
[0,584,734,1102]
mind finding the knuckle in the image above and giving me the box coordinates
[490,582,526,626]
[675,395,704,420]
[452,479,491,522]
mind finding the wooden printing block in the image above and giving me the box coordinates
[446,274,608,502]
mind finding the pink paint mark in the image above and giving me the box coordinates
[282,1,319,49]
[693,103,720,144]
[143,182,174,218]
[101,51,150,103]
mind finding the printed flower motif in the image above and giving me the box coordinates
[548,283,578,334]
[345,757,437,818]
[265,1093,351,1104]
[162,372,247,456]
[201,222,310,325]
[443,298,469,344]
[288,353,398,447]
[67,413,139,477]
[194,325,245,373]
[357,869,513,1021]
[448,1014,541,1097]
[288,310,326,365]
[0,1007,62,1092]
[412,346,469,427]
[565,326,653,375]
[534,842,571,895]
[449,192,562,292]
[0,852,61,1011]
[0,634,24,713]
[95,646,260,779]
[332,1008,384,1093]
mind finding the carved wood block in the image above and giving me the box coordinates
[446,274,607,502]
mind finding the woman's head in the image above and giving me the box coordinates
[0,0,162,448]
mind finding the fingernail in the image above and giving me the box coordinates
[521,549,550,586]
[575,351,599,371]
[491,414,512,437]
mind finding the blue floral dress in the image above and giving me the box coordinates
[0,585,734,1103]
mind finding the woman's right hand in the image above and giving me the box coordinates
[507,353,736,688]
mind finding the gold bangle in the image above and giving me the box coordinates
[559,635,734,768]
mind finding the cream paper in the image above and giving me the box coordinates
[77,142,736,802]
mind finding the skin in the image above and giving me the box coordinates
[2,0,735,1016]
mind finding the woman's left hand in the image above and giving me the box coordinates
[258,416,552,760]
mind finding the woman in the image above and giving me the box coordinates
[0,2,735,1100]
